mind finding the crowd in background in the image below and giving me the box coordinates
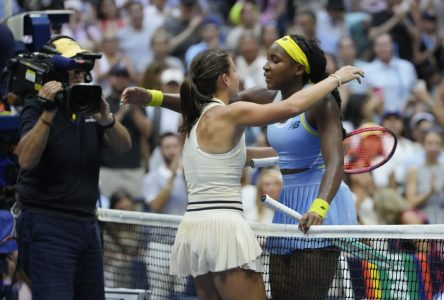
[3,0,444,225]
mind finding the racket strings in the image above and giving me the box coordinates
[343,129,396,174]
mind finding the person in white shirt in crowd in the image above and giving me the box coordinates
[244,168,283,223]
[143,132,187,215]
[235,32,267,90]
[361,33,418,113]
[118,0,161,79]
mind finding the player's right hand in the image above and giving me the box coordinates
[121,87,152,107]
[333,66,365,85]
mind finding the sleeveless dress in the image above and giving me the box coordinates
[170,99,263,277]
[267,92,358,254]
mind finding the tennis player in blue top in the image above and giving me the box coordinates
[260,35,359,299]
[122,35,362,300]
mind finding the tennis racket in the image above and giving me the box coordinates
[261,194,394,269]
[250,126,397,174]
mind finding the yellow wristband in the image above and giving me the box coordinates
[146,89,164,107]
[308,198,330,219]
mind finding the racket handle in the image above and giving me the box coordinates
[250,157,279,168]
[261,194,302,221]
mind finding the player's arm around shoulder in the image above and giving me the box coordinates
[221,100,300,127]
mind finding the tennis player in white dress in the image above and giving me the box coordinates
[121,48,363,299]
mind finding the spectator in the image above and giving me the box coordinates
[140,61,168,90]
[163,0,203,62]
[346,172,379,225]
[343,88,384,129]
[118,0,160,78]
[235,32,267,90]
[244,168,283,223]
[95,0,125,36]
[361,33,417,112]
[373,187,426,225]
[315,0,349,56]
[93,33,136,96]
[109,189,136,211]
[256,0,286,26]
[413,11,444,81]
[142,132,187,215]
[410,111,436,144]
[143,0,168,32]
[226,1,262,51]
[100,64,151,199]
[406,129,444,224]
[149,27,185,72]
[337,36,368,97]
[103,190,141,289]
[260,21,279,54]
[146,67,184,168]
[368,0,415,61]
[61,0,100,49]
[185,15,223,68]
[288,9,317,39]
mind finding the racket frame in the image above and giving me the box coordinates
[249,126,398,174]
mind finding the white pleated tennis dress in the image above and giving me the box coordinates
[170,99,263,278]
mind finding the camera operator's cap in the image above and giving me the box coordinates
[51,37,90,58]
[160,68,184,85]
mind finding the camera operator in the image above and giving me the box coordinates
[13,36,131,300]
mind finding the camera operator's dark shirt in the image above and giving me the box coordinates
[16,97,105,219]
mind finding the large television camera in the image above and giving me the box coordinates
[6,48,102,115]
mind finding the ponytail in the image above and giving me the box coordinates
[178,49,231,135]
[179,75,213,135]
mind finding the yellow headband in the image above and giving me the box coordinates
[275,36,311,75]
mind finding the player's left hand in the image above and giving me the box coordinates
[298,212,323,234]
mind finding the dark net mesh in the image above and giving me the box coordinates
[98,209,444,300]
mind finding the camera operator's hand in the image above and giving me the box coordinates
[38,81,63,102]
[121,87,152,107]
[93,96,113,126]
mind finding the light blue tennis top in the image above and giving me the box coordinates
[267,92,324,170]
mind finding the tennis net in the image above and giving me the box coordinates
[97,208,444,299]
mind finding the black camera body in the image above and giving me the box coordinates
[6,51,102,115]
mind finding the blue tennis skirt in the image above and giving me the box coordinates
[267,168,357,254]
